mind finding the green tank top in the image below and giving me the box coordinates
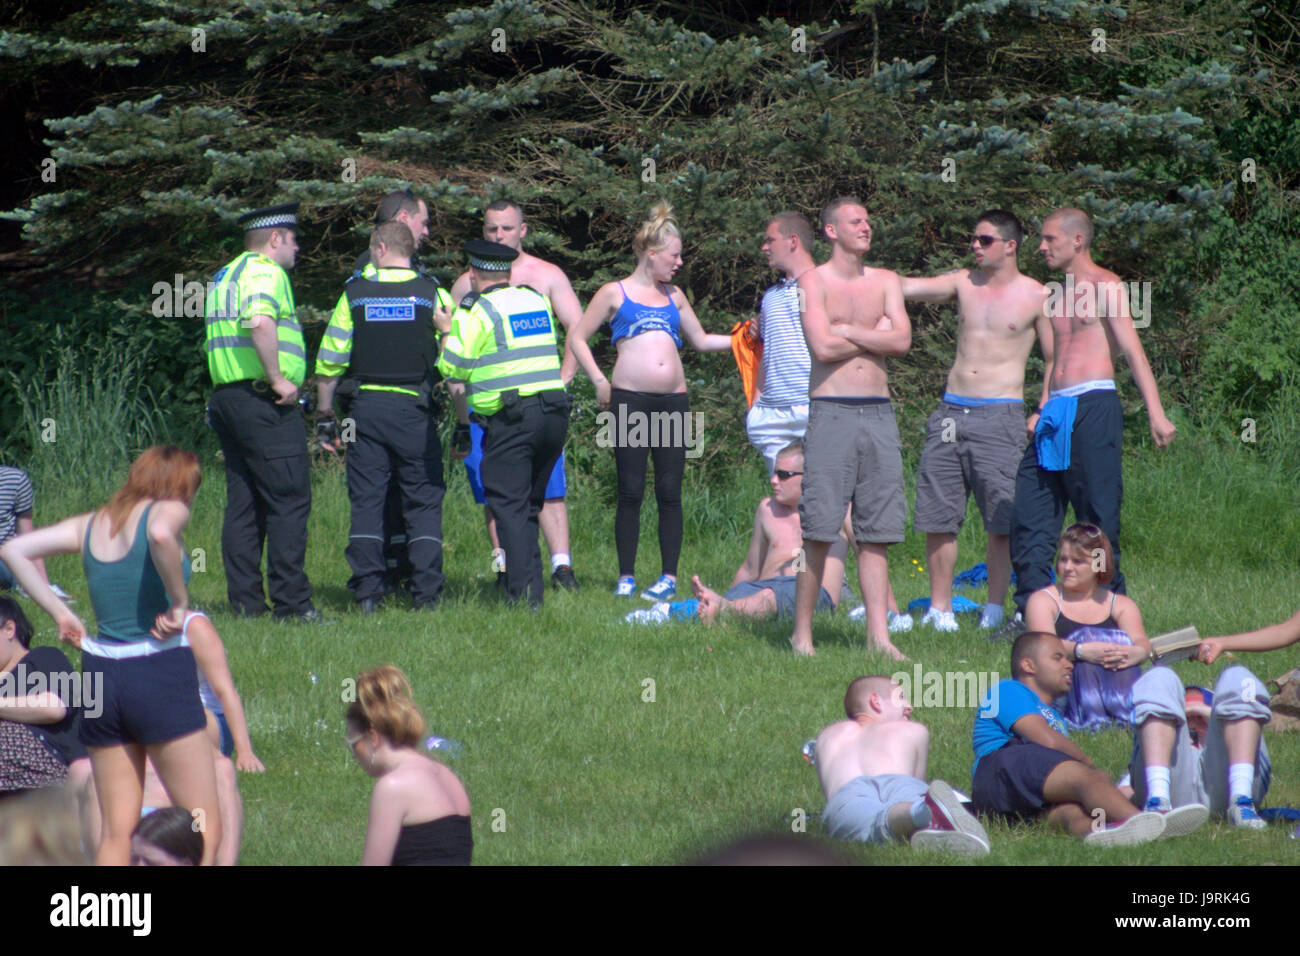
[82,503,191,645]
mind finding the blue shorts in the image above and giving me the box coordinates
[80,647,207,748]
[216,712,233,758]
[465,422,566,504]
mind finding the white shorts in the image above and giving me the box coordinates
[746,403,808,474]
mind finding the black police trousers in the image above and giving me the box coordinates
[208,383,314,617]
[345,390,445,605]
[481,390,569,607]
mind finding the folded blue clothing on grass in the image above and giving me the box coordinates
[1259,807,1300,822]
[952,562,1046,590]
[907,595,980,615]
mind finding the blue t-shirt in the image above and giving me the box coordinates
[971,679,1068,776]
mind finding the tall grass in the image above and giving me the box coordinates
[10,345,166,513]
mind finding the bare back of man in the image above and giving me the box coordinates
[812,676,990,853]
[815,716,927,801]
[905,212,1051,631]
[792,199,910,659]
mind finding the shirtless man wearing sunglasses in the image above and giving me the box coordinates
[901,210,1051,635]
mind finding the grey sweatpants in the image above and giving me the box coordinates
[1128,665,1271,815]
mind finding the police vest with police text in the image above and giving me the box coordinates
[441,284,563,415]
[344,273,442,386]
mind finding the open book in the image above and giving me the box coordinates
[1149,626,1200,663]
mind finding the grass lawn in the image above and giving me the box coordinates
[24,423,1300,865]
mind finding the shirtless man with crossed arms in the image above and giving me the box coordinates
[902,210,1051,633]
[791,196,910,658]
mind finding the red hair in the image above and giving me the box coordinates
[103,446,201,536]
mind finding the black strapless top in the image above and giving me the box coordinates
[391,814,473,866]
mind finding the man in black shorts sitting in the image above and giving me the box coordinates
[970,630,1201,845]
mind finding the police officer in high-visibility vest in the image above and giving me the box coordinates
[343,190,448,594]
[436,240,569,608]
[316,221,450,614]
[203,202,318,621]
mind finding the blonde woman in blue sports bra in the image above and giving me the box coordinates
[0,446,222,865]
[570,203,732,599]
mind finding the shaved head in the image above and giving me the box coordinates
[844,675,896,718]
[1011,631,1061,680]
[1044,207,1093,248]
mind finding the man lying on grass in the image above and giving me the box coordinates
[813,675,990,855]
[971,631,1203,846]
[625,442,848,624]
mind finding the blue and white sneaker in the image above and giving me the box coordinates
[614,576,637,598]
[1228,796,1267,830]
[641,575,677,601]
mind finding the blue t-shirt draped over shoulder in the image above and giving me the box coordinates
[971,678,1068,776]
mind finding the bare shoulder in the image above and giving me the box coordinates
[1112,594,1141,617]
[1016,273,1047,295]
[449,270,472,300]
[865,266,903,289]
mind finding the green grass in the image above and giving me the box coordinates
[21,425,1300,865]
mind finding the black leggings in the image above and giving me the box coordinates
[611,389,689,578]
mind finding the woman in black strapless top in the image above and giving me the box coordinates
[346,666,472,865]
[1024,523,1151,669]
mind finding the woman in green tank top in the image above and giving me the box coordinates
[0,446,223,865]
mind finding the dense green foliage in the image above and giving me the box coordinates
[1,0,1297,476]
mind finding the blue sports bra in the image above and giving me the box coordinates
[609,282,682,348]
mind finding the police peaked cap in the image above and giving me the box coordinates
[463,239,518,272]
[238,202,300,232]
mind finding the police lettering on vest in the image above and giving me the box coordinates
[316,267,453,390]
[436,284,563,416]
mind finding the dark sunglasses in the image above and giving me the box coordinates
[971,234,1006,248]
[774,469,803,480]
[1067,522,1103,537]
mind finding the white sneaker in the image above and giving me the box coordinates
[49,583,74,603]
[624,603,670,625]
[1083,811,1166,847]
[887,610,913,633]
[921,607,959,632]
[910,828,990,856]
[848,605,865,621]
[1145,800,1209,839]
[979,604,1004,629]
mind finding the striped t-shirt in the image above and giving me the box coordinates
[755,278,810,408]
[0,466,34,545]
